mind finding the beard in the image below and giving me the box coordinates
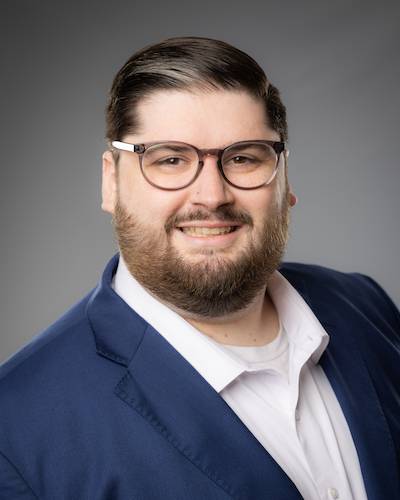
[112,186,291,318]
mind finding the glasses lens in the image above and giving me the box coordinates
[222,143,278,188]
[142,143,198,189]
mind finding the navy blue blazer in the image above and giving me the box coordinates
[0,254,399,499]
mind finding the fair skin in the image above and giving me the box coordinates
[102,89,297,346]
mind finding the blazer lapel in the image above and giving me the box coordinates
[88,255,302,500]
[280,267,399,500]
[116,323,302,500]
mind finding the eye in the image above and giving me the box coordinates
[157,157,185,166]
[232,156,253,163]
[226,155,256,165]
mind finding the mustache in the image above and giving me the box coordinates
[165,207,253,233]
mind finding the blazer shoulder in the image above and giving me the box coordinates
[278,261,363,297]
[0,288,96,386]
[280,261,362,283]
[280,261,393,295]
[280,261,400,336]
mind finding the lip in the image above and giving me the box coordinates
[176,221,242,229]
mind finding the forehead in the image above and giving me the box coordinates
[130,89,279,147]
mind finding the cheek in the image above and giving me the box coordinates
[250,169,287,218]
[118,179,187,229]
[240,191,276,221]
[118,160,144,203]
[274,159,289,204]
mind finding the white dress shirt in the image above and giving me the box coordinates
[112,255,368,500]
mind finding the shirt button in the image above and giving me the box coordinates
[328,487,339,499]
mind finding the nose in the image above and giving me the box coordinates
[189,154,234,209]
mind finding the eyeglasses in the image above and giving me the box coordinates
[111,139,286,191]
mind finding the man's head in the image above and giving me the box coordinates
[105,37,288,152]
[102,37,297,318]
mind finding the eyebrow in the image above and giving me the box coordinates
[147,144,194,153]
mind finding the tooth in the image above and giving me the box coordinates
[181,226,233,236]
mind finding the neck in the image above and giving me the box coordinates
[167,285,280,347]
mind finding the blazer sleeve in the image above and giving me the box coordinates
[0,451,38,499]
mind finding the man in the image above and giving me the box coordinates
[0,37,399,500]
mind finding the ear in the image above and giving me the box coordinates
[288,186,298,207]
[283,150,298,207]
[101,150,117,214]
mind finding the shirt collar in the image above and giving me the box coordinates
[112,254,329,393]
[267,272,330,364]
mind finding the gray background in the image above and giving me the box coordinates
[1,0,399,363]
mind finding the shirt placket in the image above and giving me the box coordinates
[291,339,349,500]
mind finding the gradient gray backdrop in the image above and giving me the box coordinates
[1,0,399,363]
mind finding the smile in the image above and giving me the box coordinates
[179,226,238,237]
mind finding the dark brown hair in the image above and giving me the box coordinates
[105,37,288,149]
